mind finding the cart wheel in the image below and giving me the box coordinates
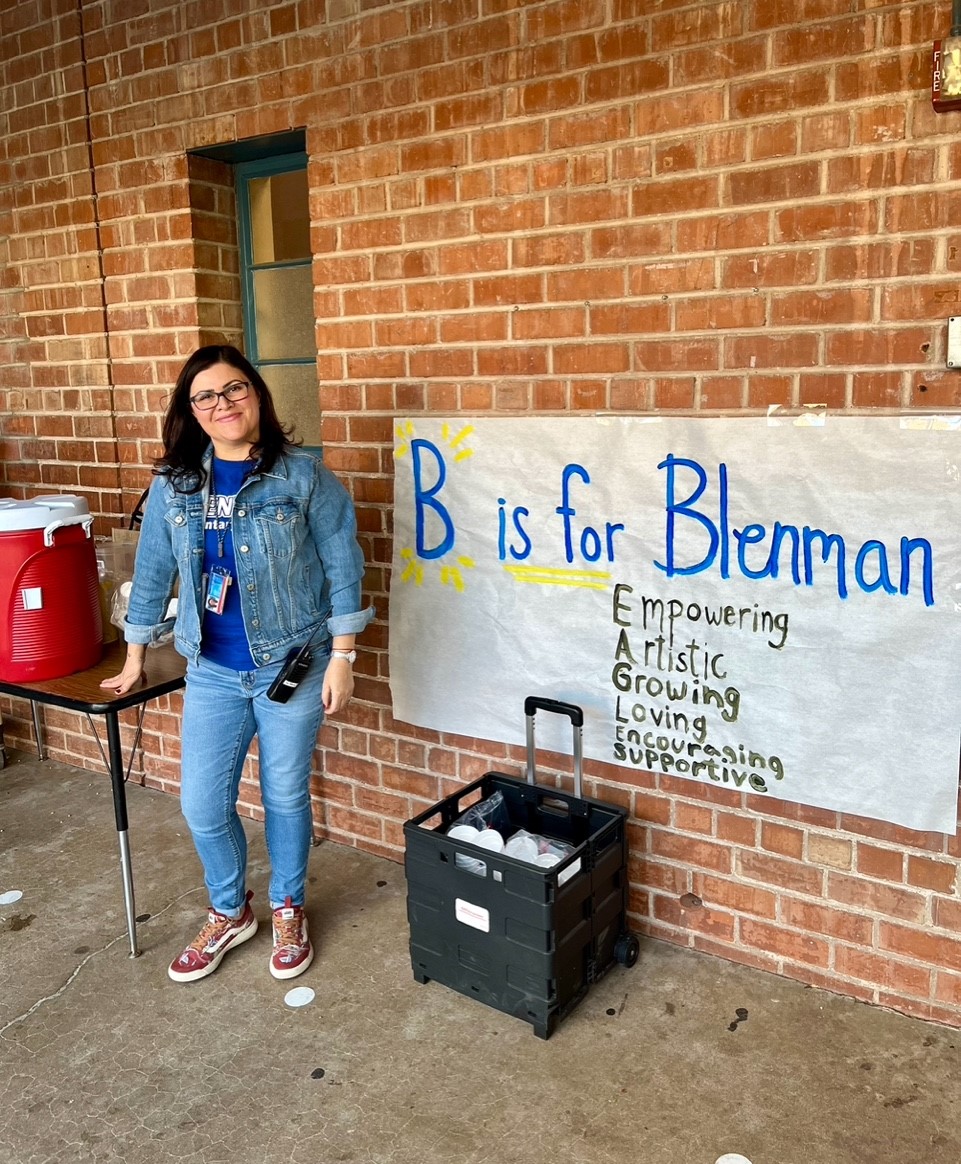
[615,933,640,968]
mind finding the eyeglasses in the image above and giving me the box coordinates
[190,380,251,411]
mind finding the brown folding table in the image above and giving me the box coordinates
[0,639,186,957]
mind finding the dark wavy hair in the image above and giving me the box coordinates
[155,345,298,493]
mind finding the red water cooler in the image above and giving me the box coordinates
[0,495,104,682]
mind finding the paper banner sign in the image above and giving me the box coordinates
[388,415,961,833]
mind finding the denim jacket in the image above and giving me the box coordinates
[124,448,374,667]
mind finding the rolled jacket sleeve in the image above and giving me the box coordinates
[308,460,375,638]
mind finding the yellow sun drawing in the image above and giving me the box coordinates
[395,422,476,590]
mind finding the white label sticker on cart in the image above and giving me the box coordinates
[455,898,490,932]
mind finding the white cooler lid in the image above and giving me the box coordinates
[0,495,91,533]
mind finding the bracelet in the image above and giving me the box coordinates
[331,649,357,664]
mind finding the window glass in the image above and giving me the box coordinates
[263,363,323,447]
[249,170,310,263]
[252,266,315,360]
[236,153,321,449]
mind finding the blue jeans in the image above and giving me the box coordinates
[179,652,328,915]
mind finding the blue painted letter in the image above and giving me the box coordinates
[655,454,720,577]
[412,438,455,560]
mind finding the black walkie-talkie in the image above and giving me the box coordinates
[266,635,316,703]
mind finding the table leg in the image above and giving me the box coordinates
[105,710,141,958]
[31,700,47,760]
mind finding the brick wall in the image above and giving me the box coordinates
[2,0,961,1025]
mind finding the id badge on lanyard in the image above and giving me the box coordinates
[205,565,232,615]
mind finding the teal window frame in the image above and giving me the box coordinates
[235,151,319,450]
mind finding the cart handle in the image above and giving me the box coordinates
[523,696,583,726]
[524,697,584,798]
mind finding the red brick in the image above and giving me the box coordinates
[474,197,542,233]
[514,233,584,273]
[828,872,927,923]
[828,148,933,196]
[590,302,670,334]
[439,240,508,275]
[649,830,733,874]
[676,294,766,332]
[325,805,385,844]
[722,251,819,290]
[591,223,670,260]
[933,897,961,931]
[739,918,830,967]
[548,107,632,150]
[835,947,932,995]
[750,120,798,161]
[653,377,696,409]
[732,69,831,118]
[554,343,630,375]
[772,289,873,327]
[512,307,585,340]
[738,850,823,896]
[760,822,804,860]
[632,792,671,827]
[692,935,780,975]
[472,122,546,162]
[880,923,961,973]
[476,346,547,376]
[655,139,698,175]
[825,240,937,282]
[724,334,820,370]
[651,3,740,48]
[716,810,757,846]
[547,266,625,301]
[728,161,820,205]
[630,257,716,296]
[693,874,777,919]
[907,855,957,894]
[699,376,745,410]
[654,893,736,941]
[473,273,543,307]
[633,175,718,217]
[443,312,508,344]
[527,0,605,39]
[850,372,905,409]
[934,970,961,1005]
[775,200,880,242]
[673,802,714,835]
[781,899,873,944]
[678,210,770,252]
[518,76,580,116]
[746,375,793,409]
[636,337,719,372]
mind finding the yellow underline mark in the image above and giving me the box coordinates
[504,565,611,590]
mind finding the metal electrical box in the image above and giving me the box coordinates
[948,317,961,368]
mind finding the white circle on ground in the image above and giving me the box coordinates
[716,1155,752,1164]
[0,890,23,906]
[284,986,315,1008]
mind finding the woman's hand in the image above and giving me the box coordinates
[322,656,355,715]
[100,644,147,695]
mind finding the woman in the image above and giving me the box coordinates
[102,344,373,984]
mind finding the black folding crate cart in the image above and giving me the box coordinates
[404,697,639,1039]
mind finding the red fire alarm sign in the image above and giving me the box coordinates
[933,37,961,111]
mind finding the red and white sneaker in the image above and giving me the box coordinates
[270,897,313,980]
[168,890,258,983]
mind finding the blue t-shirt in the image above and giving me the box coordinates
[201,458,256,671]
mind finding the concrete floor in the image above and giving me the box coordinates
[1,752,960,1164]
